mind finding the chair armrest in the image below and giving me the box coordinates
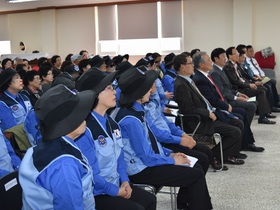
[177,114,201,136]
[165,104,179,109]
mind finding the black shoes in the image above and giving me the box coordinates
[210,158,228,171]
[266,113,277,118]
[275,102,280,108]
[271,107,280,112]
[258,117,276,124]
[226,156,245,165]
[243,144,265,152]
[234,153,247,159]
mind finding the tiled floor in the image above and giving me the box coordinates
[157,112,280,210]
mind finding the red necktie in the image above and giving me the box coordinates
[207,74,225,101]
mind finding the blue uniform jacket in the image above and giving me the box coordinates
[0,129,21,178]
[144,94,184,145]
[0,91,32,130]
[114,102,174,176]
[24,109,42,146]
[162,68,177,93]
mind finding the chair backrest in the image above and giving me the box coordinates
[254,51,275,69]
[0,171,23,210]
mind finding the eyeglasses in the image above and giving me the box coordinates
[154,60,161,64]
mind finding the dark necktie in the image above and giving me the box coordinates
[250,58,261,75]
[190,80,214,112]
[207,74,225,101]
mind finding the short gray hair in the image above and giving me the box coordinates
[192,51,207,69]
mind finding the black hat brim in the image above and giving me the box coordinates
[42,90,96,140]
[0,69,17,88]
[94,71,118,94]
[119,70,158,105]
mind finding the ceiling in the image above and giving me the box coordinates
[0,0,136,12]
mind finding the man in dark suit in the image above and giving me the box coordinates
[237,49,277,117]
[192,51,264,153]
[223,47,275,124]
[173,53,244,165]
[209,48,257,124]
[246,45,280,110]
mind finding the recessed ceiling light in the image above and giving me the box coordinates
[7,0,42,3]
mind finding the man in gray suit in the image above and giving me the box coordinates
[209,48,257,125]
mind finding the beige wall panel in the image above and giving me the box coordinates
[56,7,96,59]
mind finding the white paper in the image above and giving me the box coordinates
[169,101,178,106]
[247,96,256,102]
[180,155,198,168]
[170,108,179,116]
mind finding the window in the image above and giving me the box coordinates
[97,1,182,56]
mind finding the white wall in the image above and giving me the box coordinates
[0,15,9,40]
[56,7,96,59]
[183,0,233,53]
[7,12,41,54]
[253,0,280,88]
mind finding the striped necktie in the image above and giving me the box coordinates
[190,80,214,112]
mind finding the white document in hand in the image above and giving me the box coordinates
[180,155,198,168]
[247,96,256,102]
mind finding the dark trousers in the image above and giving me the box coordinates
[264,78,279,106]
[229,100,257,124]
[129,164,212,210]
[212,120,242,159]
[162,143,210,174]
[95,185,157,210]
[240,87,271,116]
[233,107,256,149]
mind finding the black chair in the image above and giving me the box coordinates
[133,184,177,210]
[0,171,22,210]
[177,113,224,172]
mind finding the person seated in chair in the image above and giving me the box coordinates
[21,70,43,106]
[223,47,276,124]
[0,129,21,178]
[114,67,213,210]
[144,82,226,171]
[0,69,32,131]
[173,53,244,166]
[245,45,280,110]
[75,68,157,210]
[192,51,264,153]
[19,85,96,210]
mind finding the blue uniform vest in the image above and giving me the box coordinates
[0,131,14,175]
[0,93,32,128]
[86,113,123,189]
[19,137,95,210]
